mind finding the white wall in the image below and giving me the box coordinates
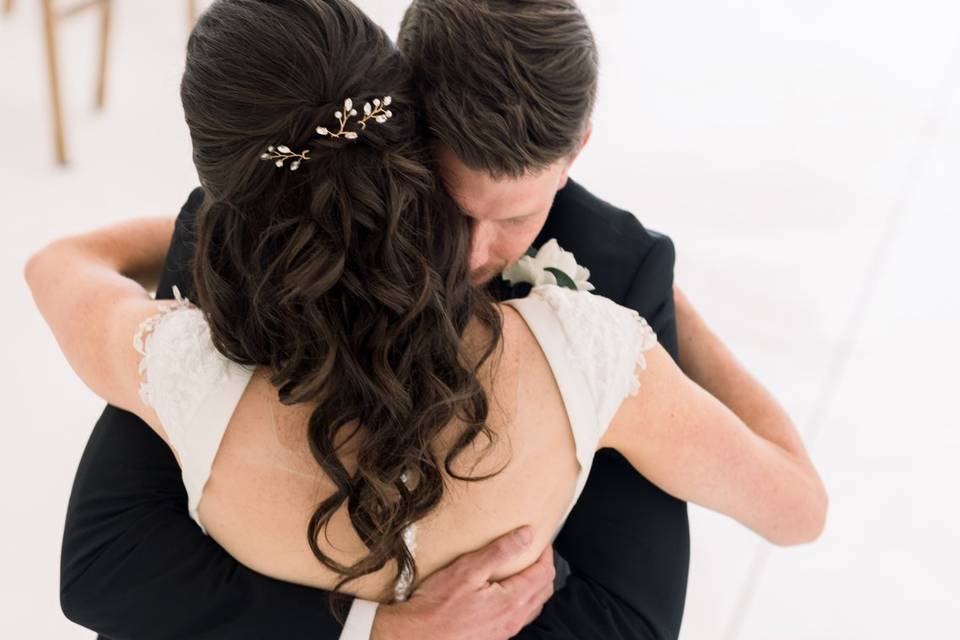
[1,1,958,637]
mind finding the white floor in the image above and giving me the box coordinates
[2,1,958,638]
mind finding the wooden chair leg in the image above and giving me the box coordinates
[95,0,112,109]
[40,0,67,165]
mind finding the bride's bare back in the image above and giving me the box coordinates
[198,305,578,601]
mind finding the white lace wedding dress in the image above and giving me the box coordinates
[135,283,657,638]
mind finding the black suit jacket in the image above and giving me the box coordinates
[60,180,688,639]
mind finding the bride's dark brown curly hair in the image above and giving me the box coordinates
[180,0,503,595]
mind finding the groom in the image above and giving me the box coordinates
[60,1,689,638]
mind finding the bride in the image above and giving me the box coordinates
[27,0,826,615]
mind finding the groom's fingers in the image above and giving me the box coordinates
[453,526,535,587]
[373,530,553,640]
[497,543,555,600]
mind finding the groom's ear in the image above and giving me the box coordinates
[558,123,593,191]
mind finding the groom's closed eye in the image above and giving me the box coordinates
[503,211,545,225]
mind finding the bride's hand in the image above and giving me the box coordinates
[371,527,555,640]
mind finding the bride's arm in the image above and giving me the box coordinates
[600,288,828,546]
[25,218,176,436]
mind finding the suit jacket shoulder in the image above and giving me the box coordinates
[539,180,675,302]
[538,180,677,357]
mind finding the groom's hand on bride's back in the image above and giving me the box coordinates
[372,527,555,640]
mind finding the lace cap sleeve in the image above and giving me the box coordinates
[529,284,658,432]
[133,286,232,443]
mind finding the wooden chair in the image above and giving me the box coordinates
[3,1,200,165]
[39,0,113,165]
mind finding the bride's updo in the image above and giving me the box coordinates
[180,0,502,594]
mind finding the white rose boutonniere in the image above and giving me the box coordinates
[502,239,595,292]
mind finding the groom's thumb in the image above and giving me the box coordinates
[455,526,534,586]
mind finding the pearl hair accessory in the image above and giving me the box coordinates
[260,96,394,171]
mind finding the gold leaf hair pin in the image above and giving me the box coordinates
[317,96,393,139]
[259,145,310,171]
[260,96,394,171]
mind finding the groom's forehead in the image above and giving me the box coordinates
[437,145,556,220]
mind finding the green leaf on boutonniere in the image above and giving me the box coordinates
[524,246,538,258]
[545,267,578,291]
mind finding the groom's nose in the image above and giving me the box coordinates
[468,221,493,273]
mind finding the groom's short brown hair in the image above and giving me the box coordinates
[398,0,598,178]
